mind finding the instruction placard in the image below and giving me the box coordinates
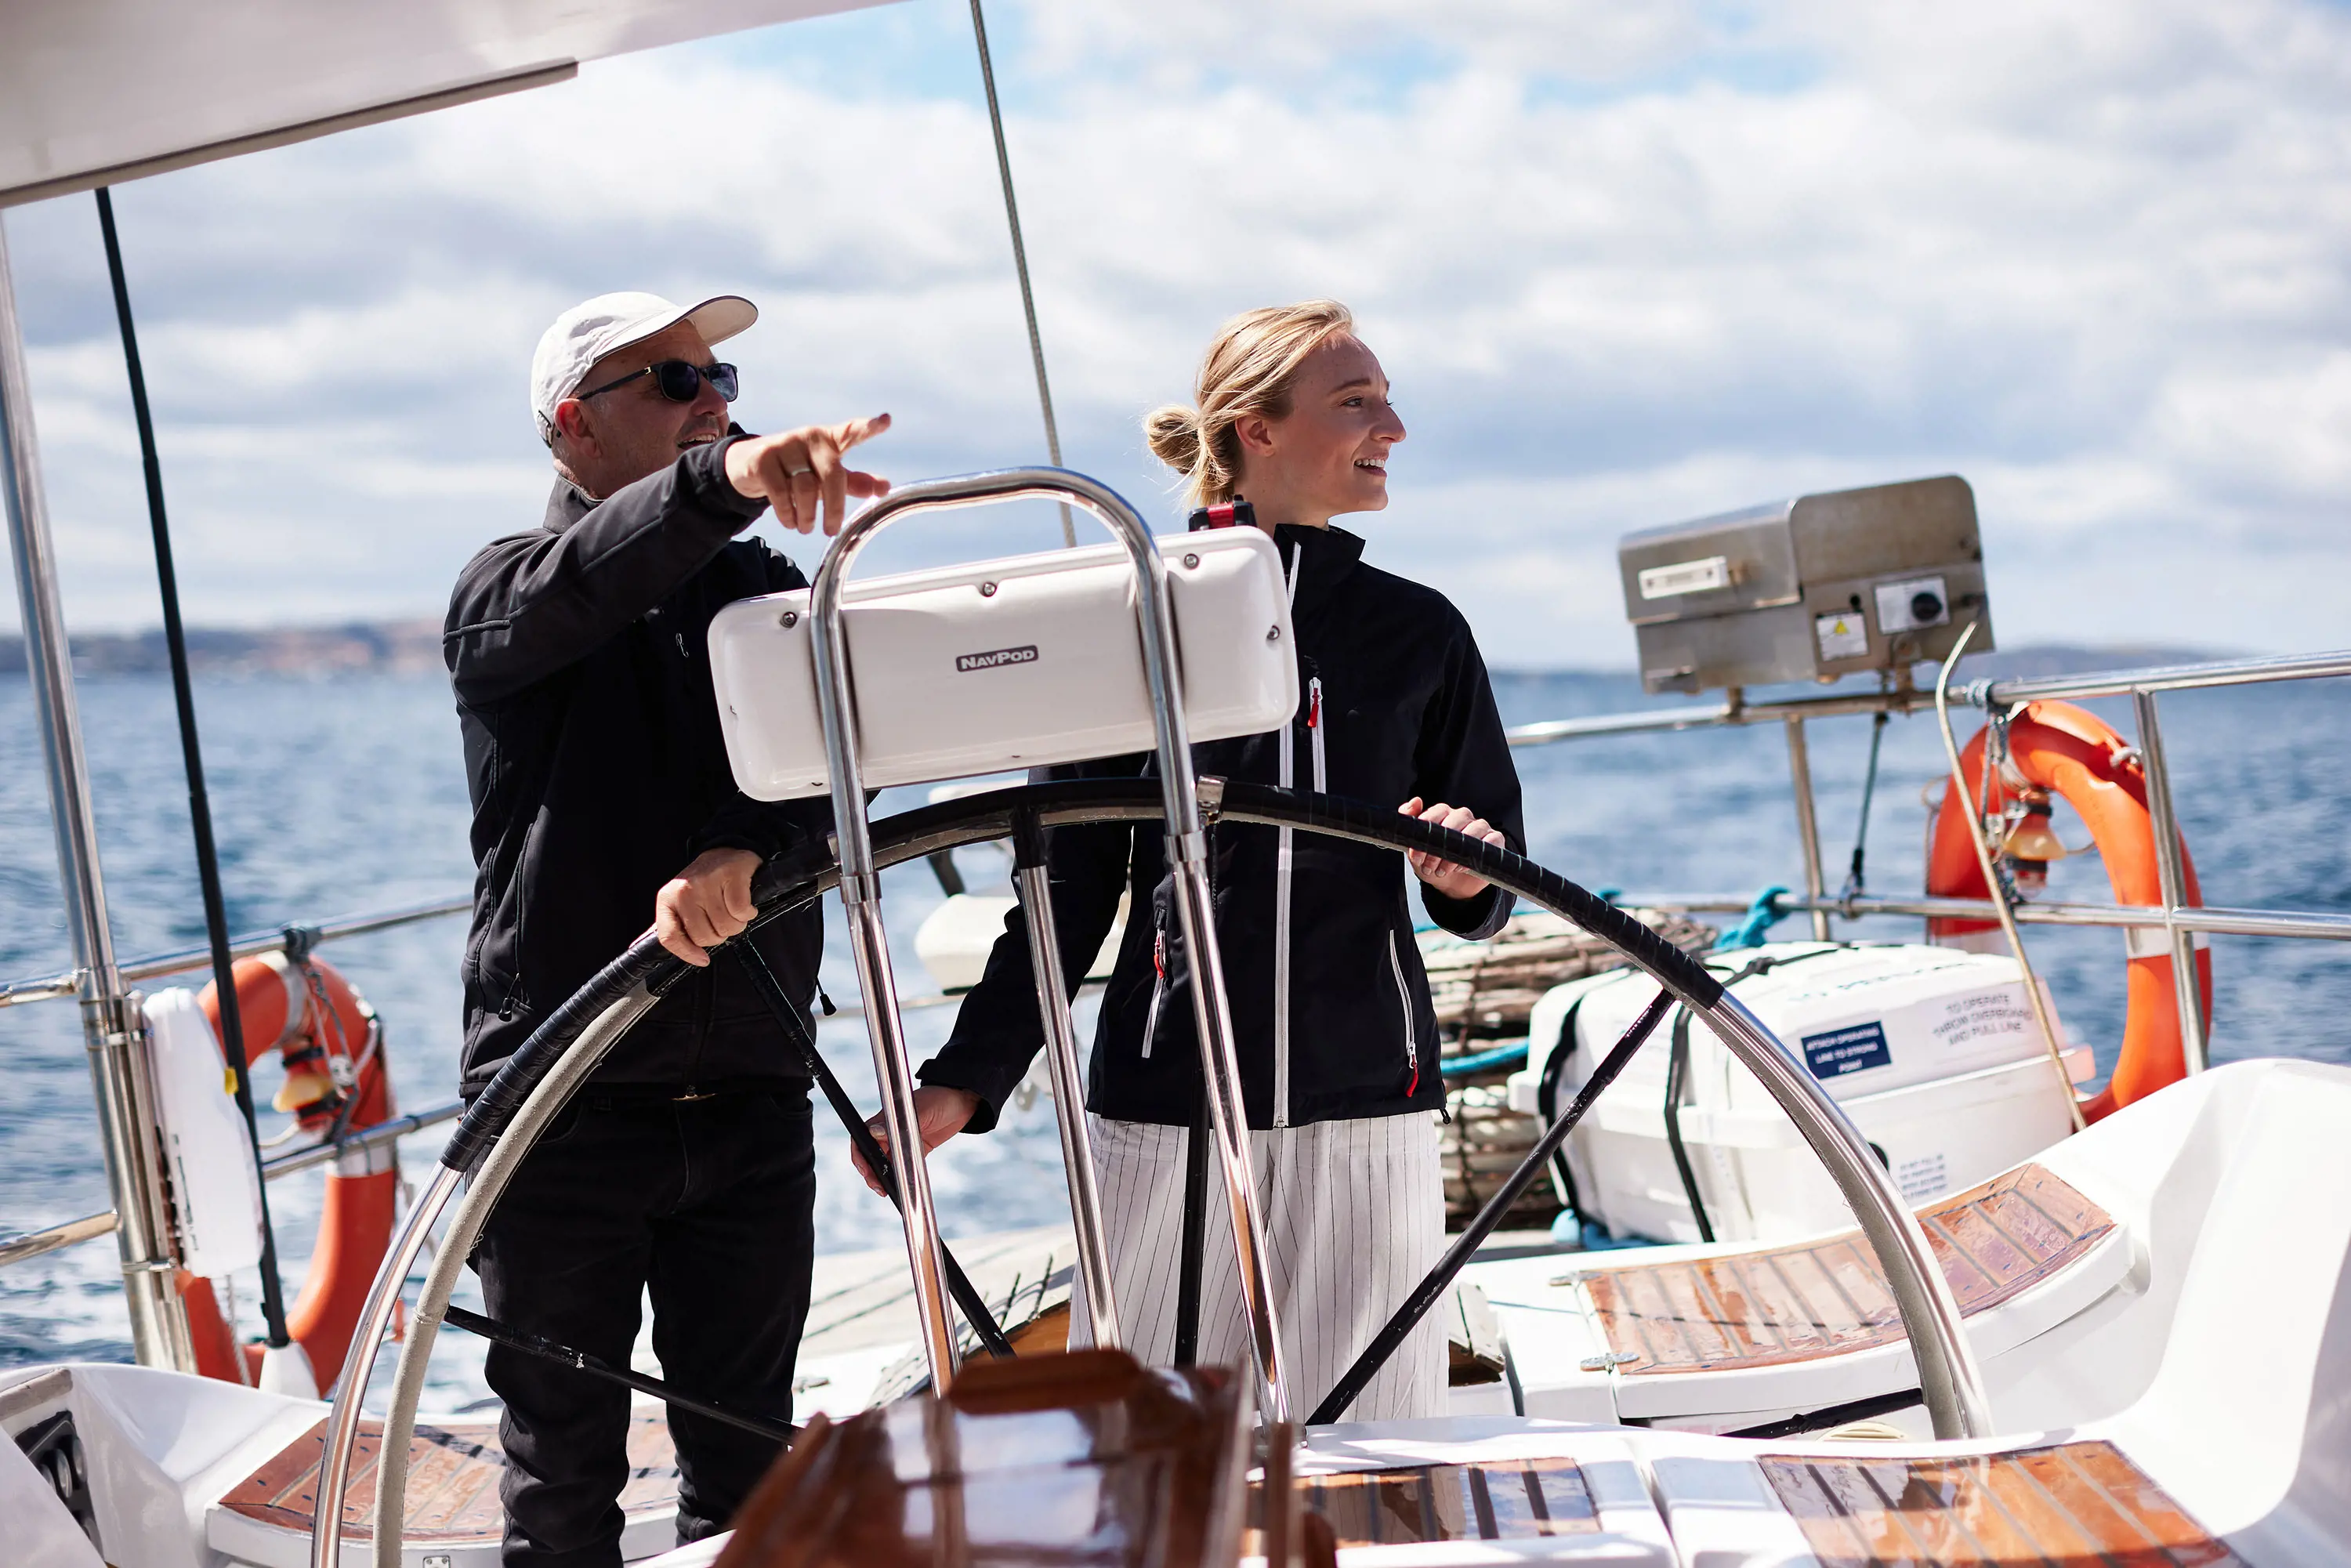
[1802,1020,1893,1078]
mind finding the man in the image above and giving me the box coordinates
[445,291,888,1566]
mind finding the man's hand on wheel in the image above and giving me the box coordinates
[653,847,763,966]
[852,1085,980,1197]
[1399,797,1508,901]
[726,413,892,536]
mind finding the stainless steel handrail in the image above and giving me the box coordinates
[0,1099,465,1275]
[0,1210,118,1269]
[257,1099,462,1180]
[804,466,1289,1419]
[1974,649,2351,706]
[1504,650,2351,1005]
[0,892,472,1009]
[1502,648,2351,750]
[1505,688,1927,746]
[1603,890,2351,940]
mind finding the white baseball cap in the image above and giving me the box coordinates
[531,291,757,440]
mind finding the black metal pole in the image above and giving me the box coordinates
[94,187,292,1352]
[1661,1008,1716,1244]
[440,1304,796,1445]
[730,942,1017,1360]
[1172,1087,1210,1365]
[1307,987,1675,1425]
[1726,1386,1922,1441]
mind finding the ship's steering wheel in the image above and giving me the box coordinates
[313,780,1993,1568]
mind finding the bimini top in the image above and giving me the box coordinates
[0,0,896,208]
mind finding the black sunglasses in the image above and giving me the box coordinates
[576,359,739,404]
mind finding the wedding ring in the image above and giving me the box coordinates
[785,465,815,478]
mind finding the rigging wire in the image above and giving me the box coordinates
[967,0,1078,547]
[1840,708,1890,906]
[95,186,294,1349]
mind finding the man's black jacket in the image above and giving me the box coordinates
[445,434,826,1097]
[919,523,1525,1132]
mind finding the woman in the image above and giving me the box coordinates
[876,300,1523,1420]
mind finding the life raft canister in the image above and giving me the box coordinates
[180,951,397,1388]
[1926,699,2212,1122]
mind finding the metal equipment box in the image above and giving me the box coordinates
[1618,475,1993,694]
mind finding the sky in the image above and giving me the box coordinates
[3,0,2347,668]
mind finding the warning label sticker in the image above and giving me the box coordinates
[1896,1150,1948,1201]
[1815,612,1868,661]
[1802,1021,1893,1078]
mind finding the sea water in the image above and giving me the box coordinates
[1,666,2344,1403]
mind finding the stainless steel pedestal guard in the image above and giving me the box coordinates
[1015,813,1121,1349]
[808,467,1290,1420]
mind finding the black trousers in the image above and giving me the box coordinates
[473,1088,815,1567]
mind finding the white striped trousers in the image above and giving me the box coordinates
[1067,1110,1447,1422]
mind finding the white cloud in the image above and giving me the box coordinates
[2,0,2344,662]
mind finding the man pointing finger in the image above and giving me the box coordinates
[448,291,882,1565]
[724,413,892,537]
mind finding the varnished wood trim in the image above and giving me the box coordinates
[1761,1440,2242,1566]
[214,1411,676,1542]
[1587,1164,2114,1374]
[1248,1458,1601,1550]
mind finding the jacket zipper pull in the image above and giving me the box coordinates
[1306,676,1328,795]
[1140,931,1169,1060]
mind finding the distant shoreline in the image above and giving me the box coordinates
[0,622,2230,683]
[0,620,446,679]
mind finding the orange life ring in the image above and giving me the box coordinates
[179,952,398,1389]
[1926,699,2212,1122]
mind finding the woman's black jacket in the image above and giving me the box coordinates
[919,523,1525,1132]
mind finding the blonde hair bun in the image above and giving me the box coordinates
[1143,402,1203,476]
[1143,300,1355,509]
